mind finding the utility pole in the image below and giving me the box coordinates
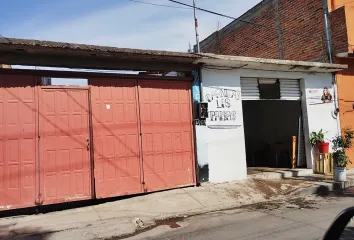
[193,0,200,53]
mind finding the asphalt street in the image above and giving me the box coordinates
[122,188,354,240]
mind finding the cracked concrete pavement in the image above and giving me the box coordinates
[0,176,352,240]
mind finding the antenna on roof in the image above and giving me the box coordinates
[188,42,193,53]
[217,20,221,32]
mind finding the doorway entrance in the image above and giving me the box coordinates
[38,87,92,205]
[241,77,306,169]
[243,101,302,168]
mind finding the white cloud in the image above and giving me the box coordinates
[5,0,262,51]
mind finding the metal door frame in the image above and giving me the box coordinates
[135,79,145,192]
[87,87,96,199]
[187,80,197,185]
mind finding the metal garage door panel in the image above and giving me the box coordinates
[90,78,142,198]
[0,74,37,210]
[139,80,195,192]
[39,88,92,205]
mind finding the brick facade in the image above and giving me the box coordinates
[330,6,349,55]
[200,0,348,63]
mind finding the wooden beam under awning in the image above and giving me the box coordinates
[0,52,197,72]
[0,38,199,72]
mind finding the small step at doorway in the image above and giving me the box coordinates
[247,167,313,179]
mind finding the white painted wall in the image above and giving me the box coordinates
[197,68,247,182]
[197,68,339,182]
[302,75,339,168]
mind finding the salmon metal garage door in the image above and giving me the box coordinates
[0,74,37,210]
[138,80,195,192]
[39,88,92,205]
[90,78,143,198]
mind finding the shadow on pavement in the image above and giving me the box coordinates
[313,185,354,197]
[0,224,51,240]
[0,196,133,219]
[330,188,354,198]
[0,185,195,218]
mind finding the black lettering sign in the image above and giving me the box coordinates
[208,111,237,122]
[205,88,240,123]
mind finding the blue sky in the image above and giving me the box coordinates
[0,0,262,51]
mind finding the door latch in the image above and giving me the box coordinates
[86,138,90,151]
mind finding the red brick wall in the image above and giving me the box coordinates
[279,0,328,62]
[330,7,349,54]
[200,0,335,62]
[201,1,279,59]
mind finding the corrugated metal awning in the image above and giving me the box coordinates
[197,53,347,73]
[0,37,348,73]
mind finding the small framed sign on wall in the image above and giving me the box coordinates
[204,86,242,129]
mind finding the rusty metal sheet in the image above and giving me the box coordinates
[138,80,195,192]
[90,78,143,198]
[0,74,37,210]
[39,88,92,205]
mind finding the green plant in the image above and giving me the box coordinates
[332,128,354,168]
[309,129,325,147]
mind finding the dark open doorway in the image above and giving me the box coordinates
[243,100,303,168]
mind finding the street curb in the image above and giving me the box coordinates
[333,179,354,191]
[9,179,354,240]
[248,169,313,180]
[291,179,354,196]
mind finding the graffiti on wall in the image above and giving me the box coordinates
[204,87,242,127]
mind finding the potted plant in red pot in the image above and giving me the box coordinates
[310,129,330,153]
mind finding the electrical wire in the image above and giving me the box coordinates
[127,0,190,9]
[126,0,297,50]
[127,0,328,51]
[166,0,354,48]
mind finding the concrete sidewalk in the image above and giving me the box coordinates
[1,176,353,240]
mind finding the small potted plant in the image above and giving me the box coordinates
[332,128,354,182]
[310,129,329,153]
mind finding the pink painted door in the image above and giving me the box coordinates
[0,74,37,210]
[90,78,142,198]
[39,88,92,205]
[138,80,195,192]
